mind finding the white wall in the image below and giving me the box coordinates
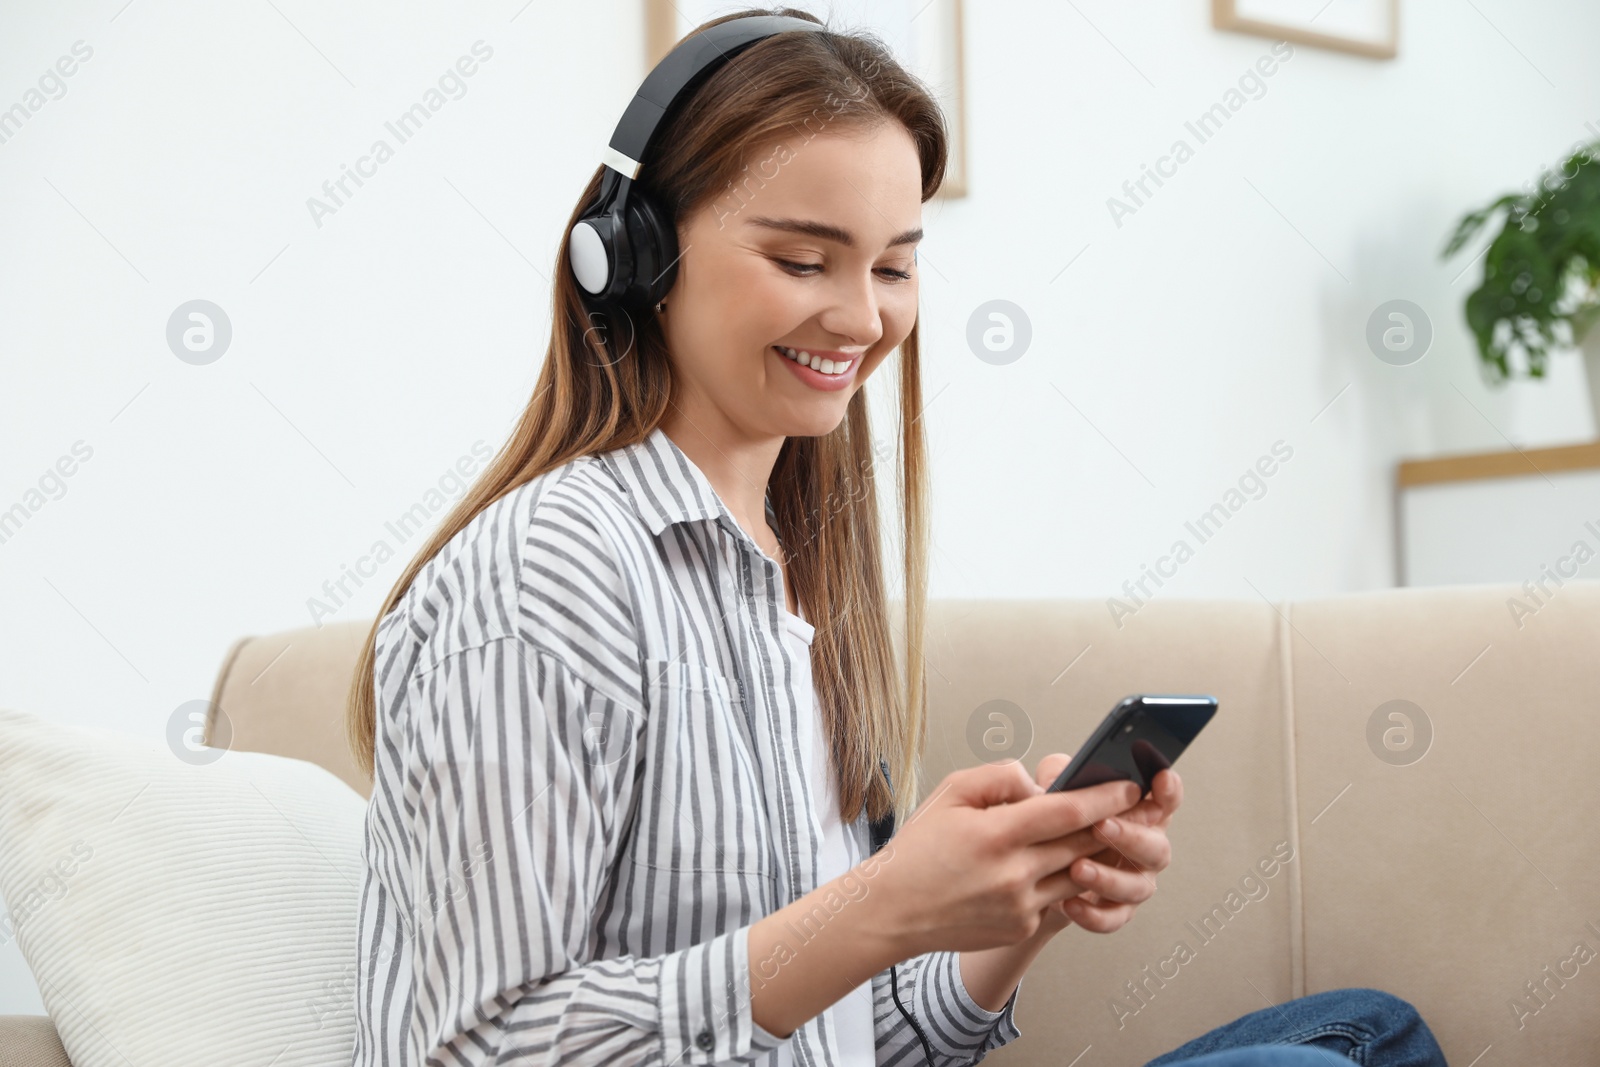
[2,0,1597,1012]
[928,0,1599,606]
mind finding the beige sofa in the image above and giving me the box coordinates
[3,581,1596,1065]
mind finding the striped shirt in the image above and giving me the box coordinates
[776,602,874,1066]
[351,425,1024,1066]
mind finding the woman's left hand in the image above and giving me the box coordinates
[1027,752,1182,936]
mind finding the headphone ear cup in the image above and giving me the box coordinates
[622,187,680,310]
[568,213,620,298]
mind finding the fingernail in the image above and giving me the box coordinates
[1102,817,1121,837]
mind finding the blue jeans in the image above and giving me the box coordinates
[1140,988,1449,1067]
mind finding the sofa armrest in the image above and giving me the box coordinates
[0,1016,70,1067]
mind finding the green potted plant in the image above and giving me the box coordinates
[1442,139,1600,432]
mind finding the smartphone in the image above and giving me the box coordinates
[1046,694,1217,797]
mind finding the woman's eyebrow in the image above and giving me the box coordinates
[745,215,923,249]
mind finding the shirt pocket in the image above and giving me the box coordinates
[632,657,774,884]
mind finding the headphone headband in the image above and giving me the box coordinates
[568,15,827,309]
[604,14,825,180]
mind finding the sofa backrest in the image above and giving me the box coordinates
[206,582,1600,1066]
[205,619,375,798]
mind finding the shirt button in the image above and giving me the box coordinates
[696,1028,715,1051]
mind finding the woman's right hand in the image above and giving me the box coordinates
[861,761,1142,956]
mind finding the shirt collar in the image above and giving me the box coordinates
[600,424,776,538]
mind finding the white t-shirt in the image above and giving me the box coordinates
[777,602,876,1066]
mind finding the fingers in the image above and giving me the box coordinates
[1029,769,1181,936]
[1019,813,1170,901]
[947,760,1044,811]
[1032,866,1089,909]
[1033,752,1072,791]
[1146,767,1182,823]
[1090,814,1172,874]
[1063,894,1136,934]
[1024,825,1103,880]
[1071,851,1157,906]
[1104,769,1184,828]
[1002,777,1142,848]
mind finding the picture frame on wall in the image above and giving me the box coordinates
[644,0,969,198]
[1212,0,1399,59]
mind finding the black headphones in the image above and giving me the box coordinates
[566,14,825,312]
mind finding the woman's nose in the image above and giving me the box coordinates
[822,270,883,349]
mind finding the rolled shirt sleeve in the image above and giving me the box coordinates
[870,949,1023,1066]
[399,635,791,1065]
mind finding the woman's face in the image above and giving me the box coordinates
[659,119,924,440]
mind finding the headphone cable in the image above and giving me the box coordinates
[889,960,937,1065]
[873,759,935,1064]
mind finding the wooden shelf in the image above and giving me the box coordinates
[1397,439,1600,488]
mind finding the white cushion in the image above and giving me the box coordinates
[0,707,366,1067]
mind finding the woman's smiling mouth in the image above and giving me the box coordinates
[774,344,856,375]
[770,344,860,392]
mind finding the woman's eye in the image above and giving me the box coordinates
[775,258,913,281]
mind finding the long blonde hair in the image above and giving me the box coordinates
[344,6,946,829]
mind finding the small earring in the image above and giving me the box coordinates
[654,301,666,313]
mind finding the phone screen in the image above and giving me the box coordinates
[1047,695,1217,796]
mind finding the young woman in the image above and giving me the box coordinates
[344,9,1449,1066]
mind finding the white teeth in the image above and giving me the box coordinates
[776,345,854,376]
